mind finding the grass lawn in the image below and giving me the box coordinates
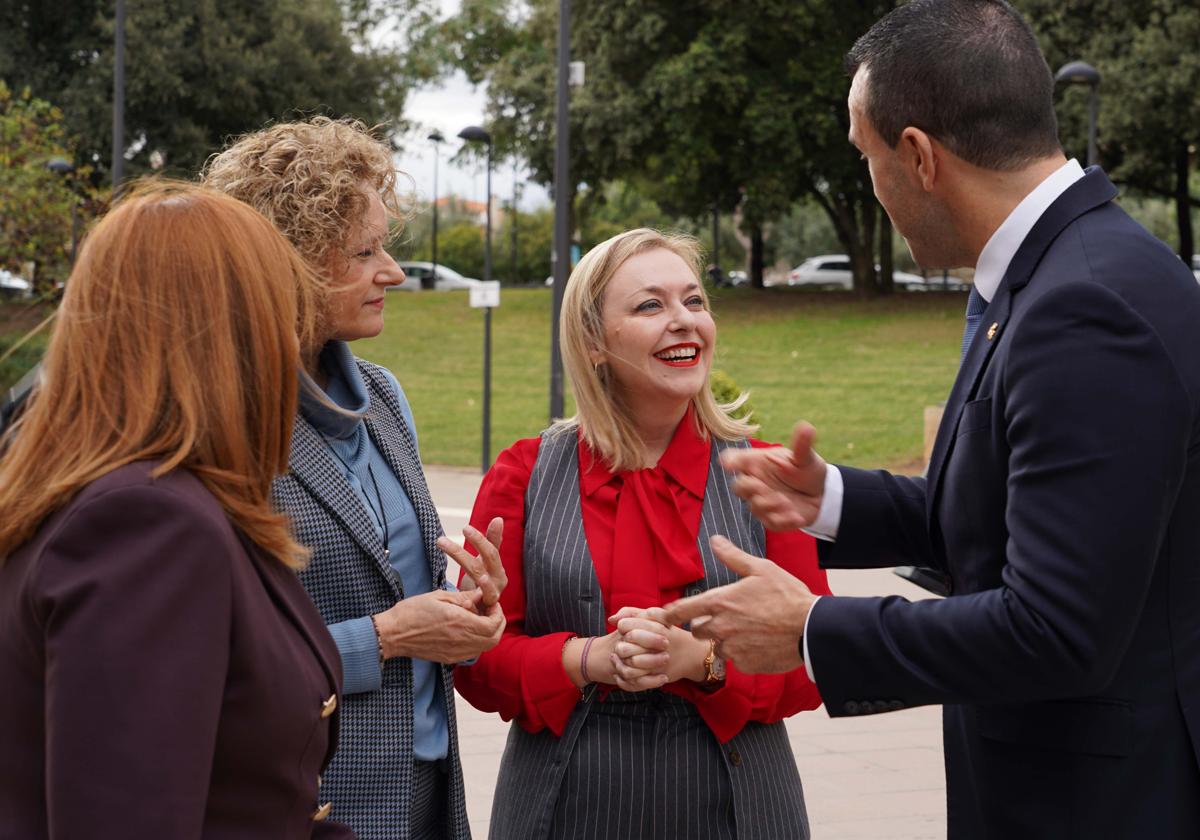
[1,289,965,474]
[357,287,966,474]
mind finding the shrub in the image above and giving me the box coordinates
[709,368,759,428]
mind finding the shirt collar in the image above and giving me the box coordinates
[579,406,711,498]
[973,158,1085,303]
[299,341,368,440]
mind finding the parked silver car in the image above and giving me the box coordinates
[392,261,482,291]
[787,255,928,290]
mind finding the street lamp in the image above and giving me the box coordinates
[113,0,126,188]
[458,125,494,471]
[46,157,80,266]
[427,130,444,290]
[1054,61,1101,168]
[550,0,573,422]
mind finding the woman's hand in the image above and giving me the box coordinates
[373,588,505,664]
[438,517,507,607]
[609,607,711,687]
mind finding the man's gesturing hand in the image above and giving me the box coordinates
[719,421,827,531]
[661,536,815,674]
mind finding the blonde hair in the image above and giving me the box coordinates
[0,180,313,568]
[558,228,756,472]
[201,116,407,352]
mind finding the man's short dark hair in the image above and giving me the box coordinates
[846,0,1061,171]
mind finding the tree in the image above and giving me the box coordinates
[445,0,901,293]
[0,0,442,180]
[0,81,106,290]
[1025,0,1200,262]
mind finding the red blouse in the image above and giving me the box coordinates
[454,416,831,744]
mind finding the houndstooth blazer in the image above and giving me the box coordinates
[273,358,470,840]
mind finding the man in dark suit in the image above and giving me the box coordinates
[664,1,1200,837]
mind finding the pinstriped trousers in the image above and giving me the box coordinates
[549,691,737,840]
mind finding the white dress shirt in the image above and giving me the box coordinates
[799,159,1086,683]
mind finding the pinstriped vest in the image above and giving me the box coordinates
[488,428,810,840]
[273,359,469,840]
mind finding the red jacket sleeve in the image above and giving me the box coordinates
[670,439,832,743]
[453,438,583,736]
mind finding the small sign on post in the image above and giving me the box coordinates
[470,281,501,309]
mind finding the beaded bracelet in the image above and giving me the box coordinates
[580,636,596,685]
[369,614,386,672]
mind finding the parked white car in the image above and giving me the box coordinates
[0,268,32,298]
[787,255,938,291]
[392,262,482,291]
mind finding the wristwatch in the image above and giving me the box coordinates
[703,639,726,683]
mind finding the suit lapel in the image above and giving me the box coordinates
[925,289,1011,511]
[287,414,398,590]
[359,364,449,588]
[925,168,1120,521]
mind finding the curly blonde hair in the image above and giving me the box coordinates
[201,117,406,270]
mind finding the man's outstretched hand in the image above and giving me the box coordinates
[661,536,816,674]
[720,421,827,531]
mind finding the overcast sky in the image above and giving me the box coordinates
[393,1,551,211]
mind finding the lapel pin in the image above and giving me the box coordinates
[987,322,999,341]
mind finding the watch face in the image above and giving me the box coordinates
[712,657,727,680]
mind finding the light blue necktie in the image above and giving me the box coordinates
[961,286,987,362]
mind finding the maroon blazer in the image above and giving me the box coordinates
[0,462,354,839]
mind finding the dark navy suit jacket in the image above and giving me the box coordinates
[808,169,1200,838]
[0,462,354,839]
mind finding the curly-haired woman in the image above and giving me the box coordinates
[204,119,505,840]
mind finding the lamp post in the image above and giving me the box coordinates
[511,166,521,284]
[711,204,720,280]
[458,125,494,471]
[427,130,444,290]
[1054,61,1101,168]
[112,0,126,188]
[549,0,572,423]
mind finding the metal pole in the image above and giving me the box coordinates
[483,306,492,472]
[112,0,125,188]
[711,205,720,275]
[550,0,570,422]
[511,167,520,284]
[484,144,493,286]
[1087,84,1099,168]
[482,142,493,472]
[430,136,440,289]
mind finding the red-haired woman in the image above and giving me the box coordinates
[0,182,353,838]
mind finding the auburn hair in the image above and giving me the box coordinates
[557,228,756,473]
[0,180,316,567]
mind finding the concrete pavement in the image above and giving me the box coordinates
[426,464,947,839]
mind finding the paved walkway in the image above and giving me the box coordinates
[426,465,947,839]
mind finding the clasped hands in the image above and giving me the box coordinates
[372,517,508,665]
[562,607,711,692]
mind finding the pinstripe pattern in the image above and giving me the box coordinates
[488,429,810,840]
[272,358,469,840]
